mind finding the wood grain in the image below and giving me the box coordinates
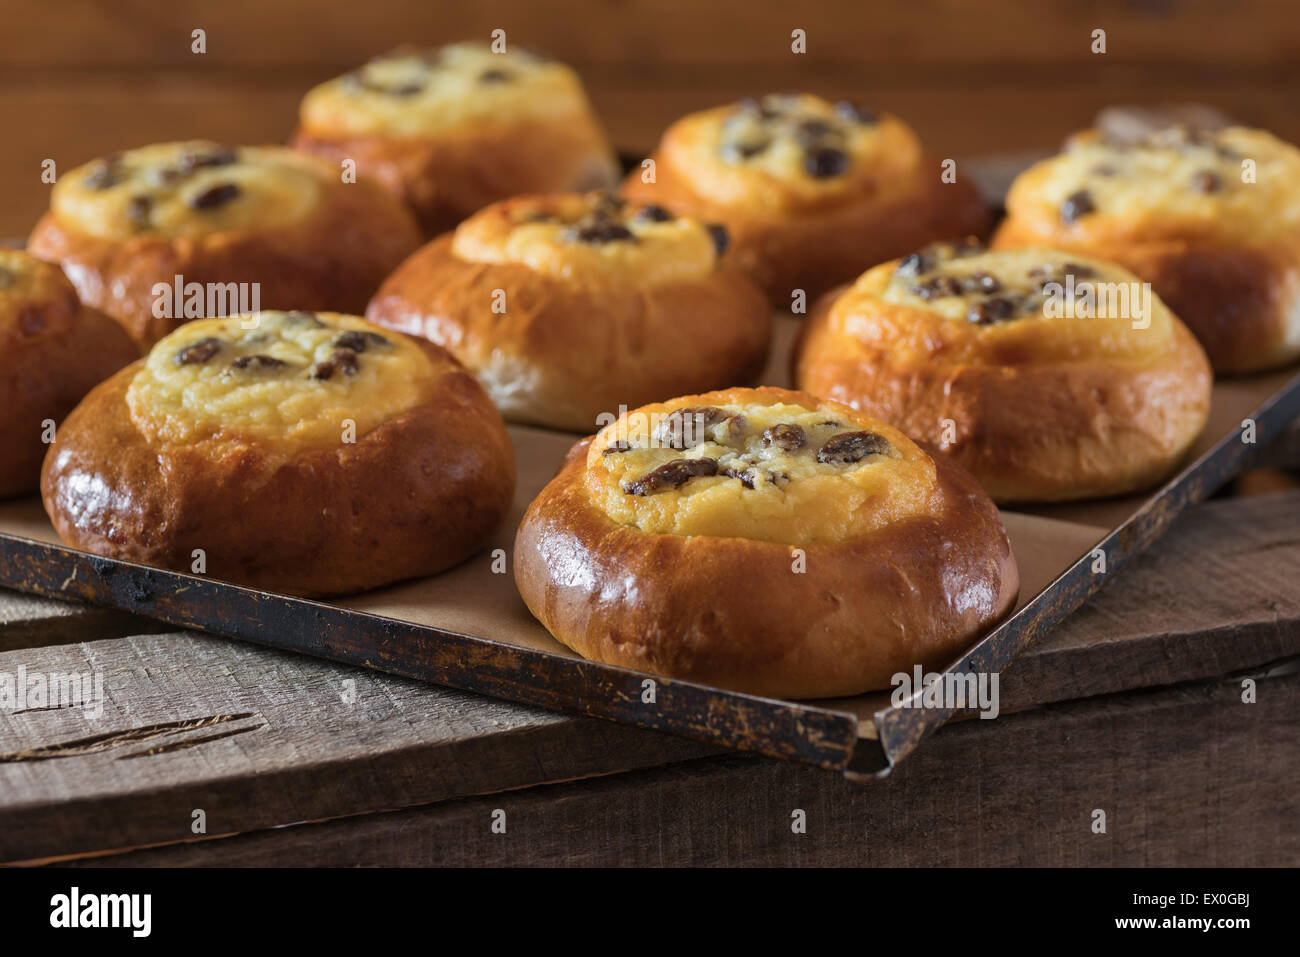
[2,489,1298,863]
[59,668,1300,866]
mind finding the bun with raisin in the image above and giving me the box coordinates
[366,191,771,432]
[293,43,619,236]
[621,93,989,304]
[28,141,421,349]
[0,250,138,497]
[994,125,1300,373]
[514,387,1018,698]
[795,243,1212,503]
[41,311,513,596]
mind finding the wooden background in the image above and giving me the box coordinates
[1,0,1298,236]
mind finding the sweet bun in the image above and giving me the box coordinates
[795,242,1212,503]
[41,310,514,596]
[0,250,138,497]
[994,125,1300,373]
[621,93,990,304]
[366,191,772,432]
[293,43,619,236]
[28,141,421,349]
[514,387,1018,698]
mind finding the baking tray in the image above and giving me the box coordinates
[2,159,1299,778]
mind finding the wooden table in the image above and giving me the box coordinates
[2,431,1297,867]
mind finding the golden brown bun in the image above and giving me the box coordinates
[292,44,618,236]
[994,125,1300,373]
[514,387,1019,698]
[28,142,421,349]
[621,94,989,304]
[41,311,514,596]
[366,192,772,432]
[0,251,139,497]
[795,245,1213,503]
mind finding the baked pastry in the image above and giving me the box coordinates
[293,43,619,236]
[621,93,990,304]
[993,125,1300,373]
[514,387,1018,698]
[366,191,772,432]
[794,242,1212,503]
[0,250,138,498]
[29,141,421,349]
[41,310,513,596]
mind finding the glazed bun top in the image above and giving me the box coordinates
[655,93,924,212]
[450,191,729,285]
[51,141,330,241]
[1005,125,1300,242]
[0,249,87,341]
[298,42,596,138]
[127,311,447,453]
[834,241,1182,365]
[585,387,938,546]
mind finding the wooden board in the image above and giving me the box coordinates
[44,667,1300,867]
[3,487,1298,864]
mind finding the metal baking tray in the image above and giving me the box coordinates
[2,158,1298,778]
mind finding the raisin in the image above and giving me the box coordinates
[231,354,287,371]
[793,118,836,146]
[623,457,719,495]
[311,348,360,380]
[189,182,241,210]
[634,204,674,223]
[724,466,757,489]
[84,157,122,190]
[602,441,632,456]
[726,139,770,159]
[804,146,849,178]
[895,252,931,276]
[175,337,223,365]
[912,275,964,300]
[334,329,389,353]
[178,147,238,173]
[817,431,890,464]
[963,271,1002,294]
[479,68,513,83]
[126,195,153,229]
[762,423,805,451]
[834,100,877,124]
[1060,189,1095,224]
[283,310,325,327]
[567,222,636,244]
[967,296,1021,325]
[707,223,730,256]
[1191,170,1222,193]
[654,406,729,450]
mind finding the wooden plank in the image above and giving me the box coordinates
[0,588,166,653]
[1,489,1297,863]
[0,632,723,863]
[56,667,1300,866]
[3,0,1299,70]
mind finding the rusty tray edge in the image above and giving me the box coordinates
[860,366,1300,778]
[0,537,861,771]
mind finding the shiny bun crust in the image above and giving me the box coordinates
[292,43,618,236]
[28,141,421,349]
[366,192,772,432]
[795,244,1212,503]
[993,125,1300,373]
[621,94,990,303]
[514,387,1018,698]
[41,311,514,596]
[0,250,138,497]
